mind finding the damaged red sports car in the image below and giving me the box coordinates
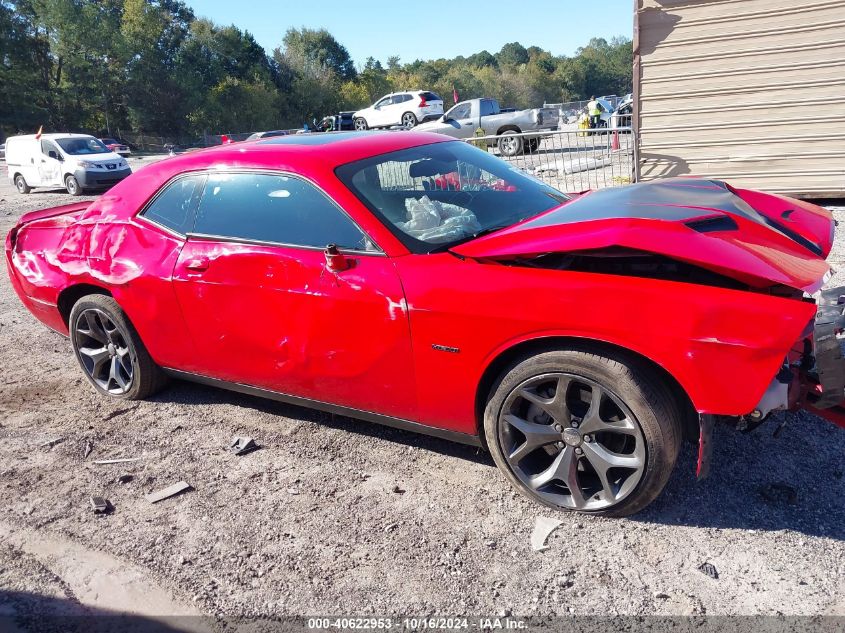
[6,131,844,516]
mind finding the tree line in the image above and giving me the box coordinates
[1,0,633,142]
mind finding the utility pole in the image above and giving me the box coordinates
[103,92,111,136]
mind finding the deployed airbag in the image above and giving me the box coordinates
[399,195,481,243]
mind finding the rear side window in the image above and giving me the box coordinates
[480,100,499,116]
[142,175,204,235]
[421,92,441,102]
[194,172,372,251]
[397,94,413,103]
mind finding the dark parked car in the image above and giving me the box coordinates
[245,130,292,141]
[100,138,131,157]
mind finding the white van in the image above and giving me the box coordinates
[6,133,131,195]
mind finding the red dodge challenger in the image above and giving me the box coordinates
[6,131,845,516]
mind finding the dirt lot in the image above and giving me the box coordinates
[0,164,843,630]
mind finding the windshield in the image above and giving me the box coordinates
[335,141,569,253]
[56,137,110,155]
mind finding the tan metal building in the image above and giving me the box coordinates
[634,0,845,198]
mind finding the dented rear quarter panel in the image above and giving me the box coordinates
[7,191,198,368]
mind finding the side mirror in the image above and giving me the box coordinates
[48,150,59,160]
[324,244,349,272]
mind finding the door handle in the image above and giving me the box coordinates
[184,257,209,272]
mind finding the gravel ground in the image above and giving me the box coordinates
[0,165,843,630]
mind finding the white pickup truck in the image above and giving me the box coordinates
[413,97,559,156]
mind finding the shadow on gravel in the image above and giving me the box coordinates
[154,381,845,539]
[0,590,198,633]
[153,380,495,467]
[635,413,845,541]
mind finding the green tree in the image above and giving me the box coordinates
[386,55,401,71]
[280,27,356,81]
[122,0,195,135]
[189,76,277,132]
[467,50,498,69]
[358,56,390,103]
[0,4,632,142]
[0,1,52,135]
[497,41,529,66]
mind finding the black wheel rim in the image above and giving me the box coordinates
[73,308,134,395]
[498,372,646,511]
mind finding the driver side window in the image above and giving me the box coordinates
[449,104,471,120]
[41,140,59,158]
[375,96,393,108]
[194,172,375,252]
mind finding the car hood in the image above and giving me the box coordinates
[75,151,123,161]
[450,178,834,292]
[416,118,440,128]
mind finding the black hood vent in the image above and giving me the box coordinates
[685,215,739,233]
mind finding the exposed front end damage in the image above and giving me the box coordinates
[745,284,845,427]
[449,178,844,478]
[697,284,845,478]
[807,285,845,416]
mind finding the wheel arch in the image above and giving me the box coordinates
[474,336,699,448]
[496,125,522,135]
[57,283,113,327]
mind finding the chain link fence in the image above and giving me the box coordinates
[544,95,625,121]
[112,117,636,194]
[463,117,635,192]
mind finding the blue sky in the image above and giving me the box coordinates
[189,0,634,65]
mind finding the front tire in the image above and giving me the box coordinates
[484,348,681,517]
[354,117,368,131]
[15,175,31,194]
[69,294,167,400]
[65,175,82,196]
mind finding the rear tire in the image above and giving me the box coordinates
[69,294,168,400]
[65,175,82,196]
[483,347,681,517]
[497,131,523,157]
[354,117,368,131]
[401,112,418,128]
[15,175,31,194]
